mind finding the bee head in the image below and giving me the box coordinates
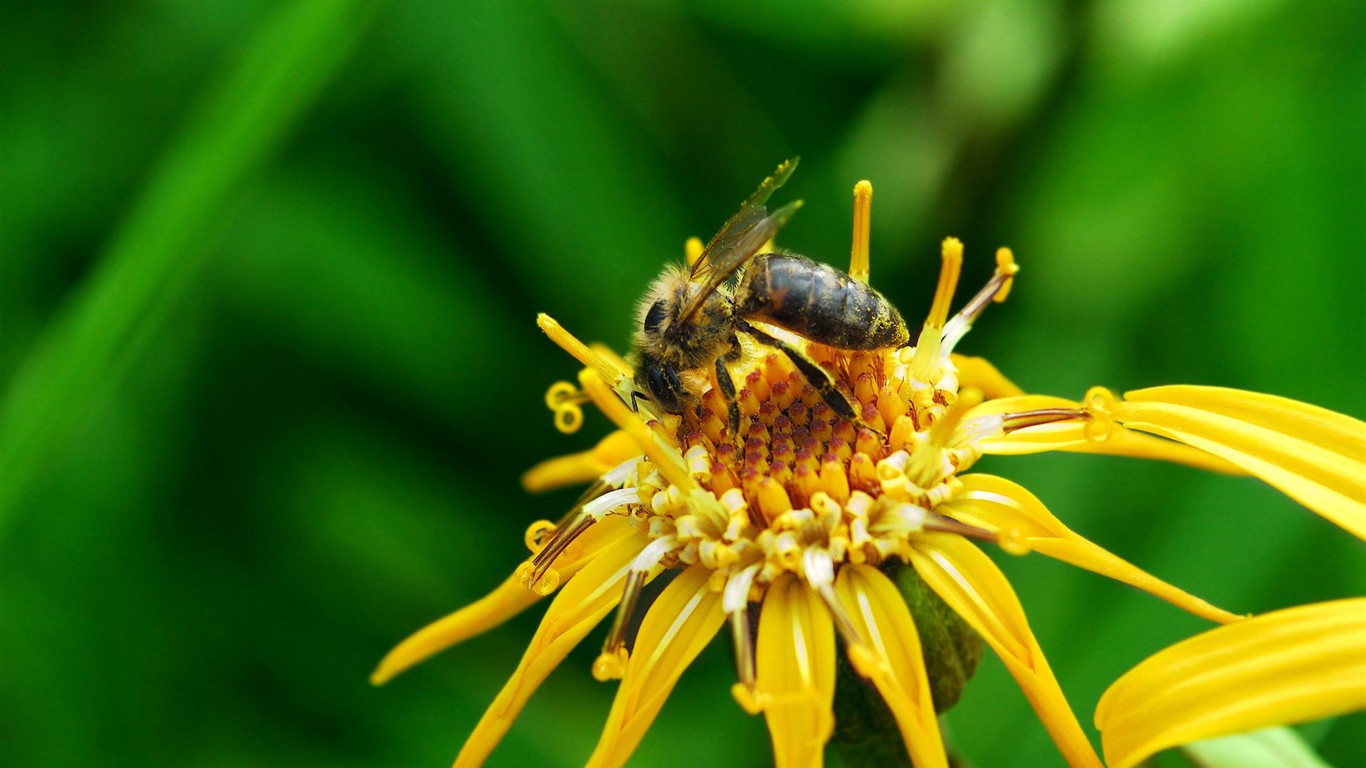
[633,266,692,351]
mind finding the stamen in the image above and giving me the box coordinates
[524,520,557,553]
[756,478,793,524]
[544,381,588,434]
[729,610,760,712]
[849,180,873,283]
[923,514,999,542]
[521,514,594,594]
[907,389,982,487]
[820,458,850,503]
[517,480,624,592]
[537,314,624,390]
[1000,408,1088,434]
[941,247,1021,353]
[994,247,1018,301]
[1082,386,1118,443]
[926,237,964,329]
[595,565,652,682]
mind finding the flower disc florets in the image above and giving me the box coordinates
[372,168,1366,768]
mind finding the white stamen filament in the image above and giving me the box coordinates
[723,564,762,614]
[630,535,680,574]
[583,487,641,520]
[802,547,836,589]
[603,457,638,486]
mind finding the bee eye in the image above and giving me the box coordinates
[643,299,668,334]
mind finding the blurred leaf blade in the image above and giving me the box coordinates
[0,0,385,531]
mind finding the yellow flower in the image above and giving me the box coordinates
[371,167,1366,768]
[1097,598,1366,768]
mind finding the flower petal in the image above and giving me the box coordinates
[371,514,636,685]
[585,563,727,768]
[1096,598,1366,768]
[522,431,641,493]
[756,574,836,768]
[1113,386,1366,539]
[453,527,649,768]
[970,395,1243,475]
[834,564,948,768]
[944,474,1240,624]
[908,534,1102,768]
[950,354,1024,399]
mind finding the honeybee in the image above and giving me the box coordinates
[633,159,909,434]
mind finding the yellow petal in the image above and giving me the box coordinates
[756,574,836,768]
[1113,386,1366,539]
[522,431,642,493]
[1096,598,1366,768]
[908,534,1102,768]
[970,395,1243,475]
[834,564,949,768]
[944,474,1240,624]
[585,563,727,768]
[371,514,636,685]
[951,354,1024,399]
[453,528,649,768]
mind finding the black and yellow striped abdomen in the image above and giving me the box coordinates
[734,254,909,350]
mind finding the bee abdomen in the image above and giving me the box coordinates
[737,254,909,349]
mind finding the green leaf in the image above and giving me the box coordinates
[1180,727,1334,768]
[0,0,384,533]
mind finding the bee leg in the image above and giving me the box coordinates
[629,390,650,413]
[714,355,741,439]
[739,323,862,426]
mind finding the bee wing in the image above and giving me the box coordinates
[678,200,803,322]
[679,159,802,322]
[689,157,799,281]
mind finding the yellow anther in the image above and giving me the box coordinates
[1085,386,1117,415]
[544,381,586,434]
[553,405,583,434]
[820,460,851,504]
[731,682,764,714]
[928,237,964,329]
[849,180,873,283]
[592,647,629,681]
[524,520,557,553]
[888,414,917,451]
[756,478,793,522]
[532,568,560,596]
[994,247,1018,302]
[810,491,841,519]
[538,313,624,389]
[1084,413,1115,443]
[544,381,580,410]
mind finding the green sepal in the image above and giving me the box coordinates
[830,558,983,767]
[886,557,984,714]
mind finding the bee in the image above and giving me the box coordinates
[633,159,909,434]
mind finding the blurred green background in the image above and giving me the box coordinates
[2,1,1363,766]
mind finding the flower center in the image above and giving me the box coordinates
[528,236,1023,689]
